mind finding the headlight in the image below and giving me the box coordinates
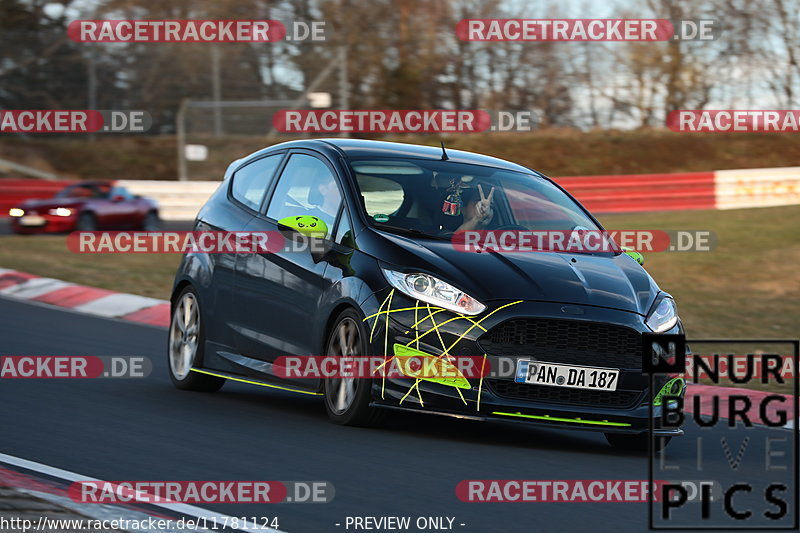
[646,297,678,333]
[9,208,24,217]
[381,268,486,315]
[48,208,72,217]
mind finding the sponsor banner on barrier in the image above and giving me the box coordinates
[715,167,800,210]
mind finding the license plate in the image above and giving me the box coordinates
[19,215,46,226]
[515,360,619,391]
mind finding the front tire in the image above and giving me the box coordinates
[322,309,382,426]
[76,212,97,231]
[142,211,160,231]
[168,287,224,392]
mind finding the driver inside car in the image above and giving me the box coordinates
[456,184,496,232]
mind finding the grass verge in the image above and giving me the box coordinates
[601,206,799,394]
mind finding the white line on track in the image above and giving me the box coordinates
[0,452,288,533]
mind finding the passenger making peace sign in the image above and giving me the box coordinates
[457,184,496,231]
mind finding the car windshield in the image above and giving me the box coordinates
[56,183,111,199]
[350,158,601,238]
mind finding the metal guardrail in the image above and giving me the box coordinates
[0,158,60,181]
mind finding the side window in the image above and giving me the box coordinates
[230,154,283,211]
[335,208,354,247]
[266,153,342,237]
[110,186,133,199]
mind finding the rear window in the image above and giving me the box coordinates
[230,154,282,211]
[357,175,405,217]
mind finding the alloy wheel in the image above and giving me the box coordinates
[325,317,360,415]
[169,292,200,380]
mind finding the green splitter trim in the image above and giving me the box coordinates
[392,344,472,389]
[652,376,685,406]
[492,411,632,427]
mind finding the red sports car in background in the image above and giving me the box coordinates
[9,181,159,234]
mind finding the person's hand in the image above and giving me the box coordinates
[475,184,495,222]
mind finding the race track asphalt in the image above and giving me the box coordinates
[0,297,796,533]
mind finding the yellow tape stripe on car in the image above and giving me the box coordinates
[492,411,632,427]
[190,368,323,396]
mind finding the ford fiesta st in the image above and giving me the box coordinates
[168,139,685,451]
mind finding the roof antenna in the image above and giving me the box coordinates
[440,141,449,161]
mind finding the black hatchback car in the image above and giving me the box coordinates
[168,139,685,450]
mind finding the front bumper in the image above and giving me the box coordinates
[364,295,684,436]
[11,213,77,234]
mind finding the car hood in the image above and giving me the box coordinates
[17,198,85,210]
[372,231,660,315]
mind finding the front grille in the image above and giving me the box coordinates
[479,318,642,369]
[488,380,643,408]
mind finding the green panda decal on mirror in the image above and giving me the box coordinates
[278,215,328,239]
[622,247,644,266]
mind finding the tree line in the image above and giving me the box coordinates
[1,0,798,133]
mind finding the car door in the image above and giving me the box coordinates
[107,186,140,228]
[84,184,119,228]
[233,150,344,363]
[201,152,285,352]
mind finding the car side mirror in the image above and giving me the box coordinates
[622,247,644,266]
[111,195,125,202]
[277,215,328,239]
[277,215,334,263]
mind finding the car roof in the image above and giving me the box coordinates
[239,138,539,175]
